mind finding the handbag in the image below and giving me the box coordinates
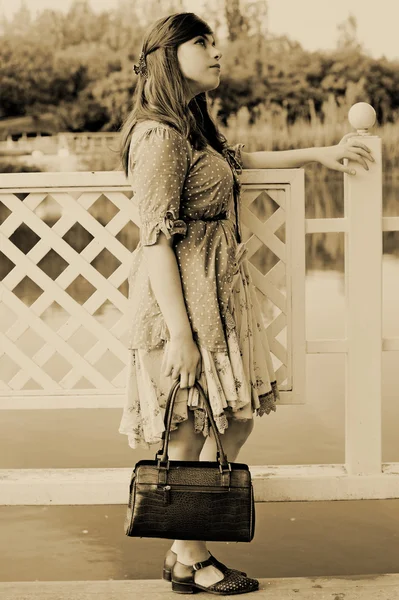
[124,378,255,542]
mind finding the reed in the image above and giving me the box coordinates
[216,95,399,175]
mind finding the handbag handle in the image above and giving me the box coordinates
[156,379,230,472]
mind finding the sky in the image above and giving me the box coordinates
[1,0,397,62]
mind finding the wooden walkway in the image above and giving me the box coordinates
[1,574,399,599]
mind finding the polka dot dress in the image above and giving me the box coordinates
[118,120,280,449]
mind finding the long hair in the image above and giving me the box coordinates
[119,12,228,176]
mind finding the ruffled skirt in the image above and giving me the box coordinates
[118,243,280,449]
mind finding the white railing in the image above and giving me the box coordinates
[0,170,301,406]
[1,103,398,505]
[0,132,118,155]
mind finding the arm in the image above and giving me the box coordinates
[130,124,193,341]
[241,148,318,169]
[239,133,374,174]
[143,232,193,340]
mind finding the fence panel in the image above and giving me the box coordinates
[0,170,305,408]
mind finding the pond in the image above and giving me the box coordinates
[0,149,398,470]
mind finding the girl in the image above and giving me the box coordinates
[118,12,374,595]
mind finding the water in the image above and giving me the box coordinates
[1,150,399,583]
[1,154,398,468]
[1,261,399,582]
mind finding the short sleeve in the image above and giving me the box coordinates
[129,124,189,246]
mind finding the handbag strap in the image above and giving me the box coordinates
[156,379,230,472]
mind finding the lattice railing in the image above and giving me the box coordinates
[3,104,399,505]
[0,169,305,408]
[240,171,306,404]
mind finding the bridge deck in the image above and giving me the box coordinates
[1,574,399,600]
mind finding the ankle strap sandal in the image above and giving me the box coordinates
[162,549,247,582]
[171,558,259,595]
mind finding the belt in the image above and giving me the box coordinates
[183,211,228,222]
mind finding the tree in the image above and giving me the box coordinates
[336,14,363,52]
[9,0,32,36]
[3,0,399,129]
[225,0,249,41]
[242,0,269,38]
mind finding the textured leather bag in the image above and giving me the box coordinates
[124,379,255,542]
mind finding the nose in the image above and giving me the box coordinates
[213,47,222,61]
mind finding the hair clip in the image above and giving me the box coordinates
[133,52,148,79]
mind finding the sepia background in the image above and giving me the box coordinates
[1,0,399,585]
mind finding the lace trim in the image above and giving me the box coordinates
[188,379,280,436]
[222,144,245,175]
[215,412,229,433]
[193,408,229,437]
[122,380,279,449]
[257,380,279,416]
[224,307,237,333]
[221,144,245,245]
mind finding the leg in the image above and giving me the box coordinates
[167,407,206,461]
[188,418,254,582]
[200,417,254,462]
[167,407,226,587]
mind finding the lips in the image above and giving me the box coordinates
[210,64,221,69]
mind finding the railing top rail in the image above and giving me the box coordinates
[0,171,128,188]
[61,132,119,137]
[0,169,303,189]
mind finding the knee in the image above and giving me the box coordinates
[228,418,254,446]
[171,439,205,461]
[168,424,206,461]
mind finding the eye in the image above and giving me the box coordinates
[195,38,206,46]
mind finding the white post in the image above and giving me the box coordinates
[344,102,382,475]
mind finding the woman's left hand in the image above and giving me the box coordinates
[316,132,374,175]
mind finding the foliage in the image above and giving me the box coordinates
[1,0,399,132]
[0,160,42,173]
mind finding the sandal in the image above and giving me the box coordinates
[171,556,259,595]
[163,549,247,582]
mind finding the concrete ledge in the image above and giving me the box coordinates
[1,575,399,600]
[2,465,399,505]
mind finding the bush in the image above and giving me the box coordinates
[0,160,42,173]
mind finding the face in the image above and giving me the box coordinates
[177,33,222,100]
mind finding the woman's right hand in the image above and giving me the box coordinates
[162,334,202,389]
